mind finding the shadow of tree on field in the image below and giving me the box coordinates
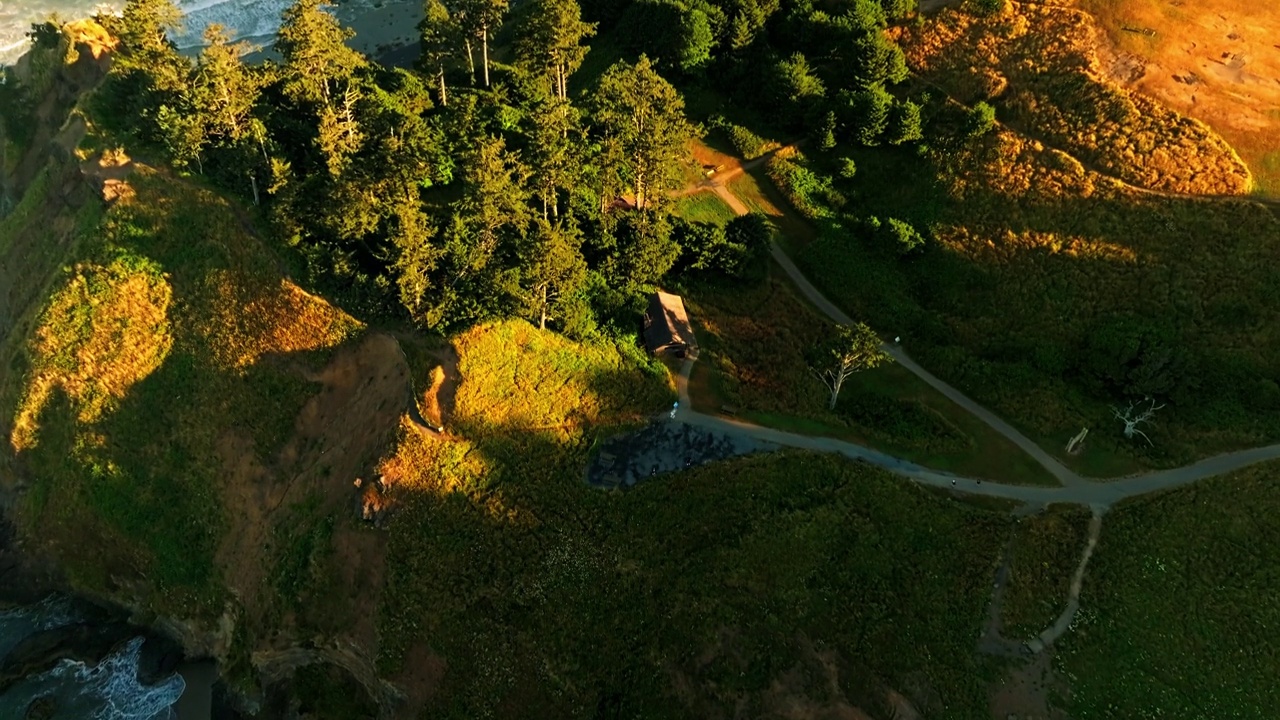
[379,368,1015,719]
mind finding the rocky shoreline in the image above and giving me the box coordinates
[0,491,226,719]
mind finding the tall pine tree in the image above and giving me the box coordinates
[589,55,696,210]
[515,0,594,100]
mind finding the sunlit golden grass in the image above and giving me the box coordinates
[901,1,1251,195]
[379,419,485,496]
[3,165,363,614]
[12,253,173,450]
[727,166,817,244]
[1066,0,1280,197]
[451,320,674,440]
[202,276,360,370]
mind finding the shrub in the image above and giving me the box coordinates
[964,101,997,139]
[881,217,925,253]
[722,122,778,160]
[838,394,972,454]
[968,0,1006,15]
[766,153,845,220]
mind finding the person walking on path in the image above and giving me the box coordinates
[670,401,679,419]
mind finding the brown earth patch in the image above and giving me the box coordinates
[691,139,744,178]
[1071,0,1280,195]
[216,332,410,635]
[421,344,460,428]
[329,525,388,653]
[389,640,447,718]
[989,651,1072,720]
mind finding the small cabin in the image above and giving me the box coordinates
[643,291,698,358]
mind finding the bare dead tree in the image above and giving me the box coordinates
[1111,397,1165,445]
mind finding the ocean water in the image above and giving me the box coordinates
[0,0,373,66]
[0,597,186,720]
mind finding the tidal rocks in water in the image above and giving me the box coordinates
[135,631,186,686]
[0,620,136,692]
[22,695,55,719]
[0,594,188,696]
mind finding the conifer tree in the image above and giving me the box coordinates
[522,219,587,330]
[418,0,455,105]
[526,96,580,219]
[515,0,595,100]
[589,56,696,210]
[458,0,507,87]
[276,0,365,108]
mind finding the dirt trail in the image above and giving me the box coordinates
[673,126,1280,494]
[677,143,797,214]
[1028,509,1104,651]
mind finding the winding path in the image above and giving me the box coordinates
[675,171,1280,509]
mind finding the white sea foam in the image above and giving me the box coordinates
[170,0,292,47]
[0,636,186,720]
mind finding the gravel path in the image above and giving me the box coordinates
[675,162,1280,507]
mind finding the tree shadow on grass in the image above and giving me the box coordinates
[381,417,1015,719]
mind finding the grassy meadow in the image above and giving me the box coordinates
[1,166,361,617]
[900,1,1251,195]
[999,504,1093,640]
[747,0,1275,469]
[682,276,1057,485]
[778,105,1280,471]
[372,320,1011,716]
[1058,463,1280,718]
[673,190,738,225]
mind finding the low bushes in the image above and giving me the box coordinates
[838,393,972,454]
[900,2,1251,195]
[1001,505,1093,639]
[712,119,780,160]
[1058,465,1280,717]
[765,150,846,220]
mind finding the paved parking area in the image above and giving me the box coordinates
[586,420,778,489]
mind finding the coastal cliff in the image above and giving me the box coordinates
[1,19,397,718]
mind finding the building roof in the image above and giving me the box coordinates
[644,291,698,354]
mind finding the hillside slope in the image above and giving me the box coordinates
[0,25,432,702]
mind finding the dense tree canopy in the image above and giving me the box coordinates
[590,55,698,210]
[94,0,922,335]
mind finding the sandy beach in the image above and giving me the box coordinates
[342,0,423,60]
[181,0,423,67]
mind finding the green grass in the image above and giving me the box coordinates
[727,165,818,245]
[1000,504,1093,639]
[4,168,361,617]
[1258,151,1280,197]
[1057,463,1280,718]
[0,165,52,255]
[695,3,1280,474]
[681,274,1057,486]
[376,332,1012,715]
[673,190,737,225]
[787,126,1280,471]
